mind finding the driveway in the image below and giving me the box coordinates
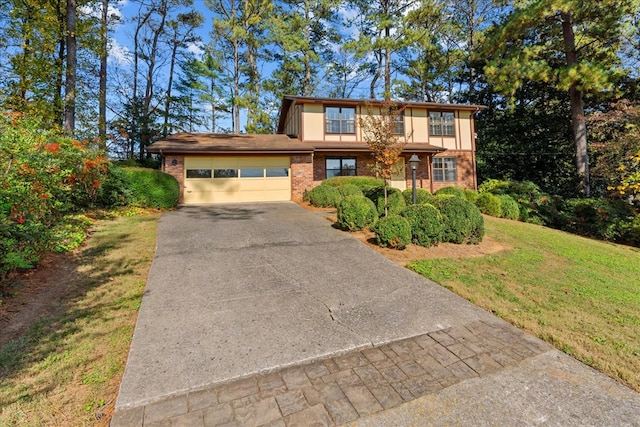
[113,203,640,426]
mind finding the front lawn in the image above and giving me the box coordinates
[408,216,640,392]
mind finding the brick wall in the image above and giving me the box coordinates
[162,155,185,204]
[431,151,476,192]
[291,154,313,201]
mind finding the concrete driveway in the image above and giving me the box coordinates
[113,202,640,426]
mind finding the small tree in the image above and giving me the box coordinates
[359,101,407,216]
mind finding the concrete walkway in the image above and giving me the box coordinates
[112,203,640,426]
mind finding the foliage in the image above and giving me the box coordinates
[560,198,637,242]
[400,203,444,247]
[0,115,109,279]
[402,188,435,205]
[366,186,407,216]
[308,184,341,208]
[119,167,179,209]
[434,195,484,244]
[463,190,479,204]
[322,176,385,192]
[374,215,411,249]
[336,184,364,199]
[588,101,640,198]
[479,179,559,225]
[336,195,378,231]
[498,195,520,220]
[475,192,503,217]
[435,186,465,198]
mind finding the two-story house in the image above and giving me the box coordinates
[146,96,484,204]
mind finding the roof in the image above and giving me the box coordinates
[145,133,314,154]
[277,95,486,134]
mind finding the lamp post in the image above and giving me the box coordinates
[409,154,420,205]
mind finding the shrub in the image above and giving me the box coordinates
[463,190,479,204]
[478,179,558,224]
[121,167,179,209]
[435,196,485,244]
[561,198,636,241]
[307,184,341,208]
[400,203,444,247]
[475,192,503,217]
[337,195,378,231]
[374,215,411,249]
[498,195,520,220]
[366,186,407,216]
[336,184,364,198]
[322,176,384,192]
[402,188,435,205]
[435,186,465,198]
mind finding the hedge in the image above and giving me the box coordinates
[401,188,435,205]
[400,203,444,247]
[337,195,378,231]
[120,167,179,209]
[435,195,484,244]
[366,186,407,216]
[475,192,503,217]
[374,215,412,249]
[308,185,342,208]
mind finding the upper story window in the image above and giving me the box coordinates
[325,106,355,134]
[392,111,404,135]
[429,111,455,136]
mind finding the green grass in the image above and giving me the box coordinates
[0,212,160,426]
[408,216,640,392]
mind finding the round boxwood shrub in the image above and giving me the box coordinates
[337,195,378,231]
[402,188,435,205]
[374,215,411,249]
[435,186,465,198]
[121,167,179,209]
[323,176,384,192]
[463,189,479,204]
[400,203,444,247]
[435,195,485,244]
[336,184,364,198]
[498,195,520,220]
[366,186,407,216]
[308,185,341,208]
[475,192,503,217]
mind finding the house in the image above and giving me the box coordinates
[146,96,484,204]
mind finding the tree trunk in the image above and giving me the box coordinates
[163,32,179,137]
[98,0,108,149]
[561,11,590,196]
[63,0,77,135]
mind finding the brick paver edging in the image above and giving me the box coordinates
[110,319,551,427]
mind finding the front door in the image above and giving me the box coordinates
[390,159,406,191]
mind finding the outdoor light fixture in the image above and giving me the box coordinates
[409,155,420,204]
[171,159,178,166]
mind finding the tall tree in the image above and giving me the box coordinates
[63,0,77,134]
[482,0,636,196]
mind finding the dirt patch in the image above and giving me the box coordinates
[0,252,79,348]
[298,201,512,265]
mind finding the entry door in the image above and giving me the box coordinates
[390,159,407,191]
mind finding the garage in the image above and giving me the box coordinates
[183,156,291,204]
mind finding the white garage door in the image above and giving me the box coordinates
[184,156,291,204]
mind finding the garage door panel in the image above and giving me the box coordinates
[184,156,291,204]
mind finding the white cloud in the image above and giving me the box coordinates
[108,38,131,65]
[187,42,204,57]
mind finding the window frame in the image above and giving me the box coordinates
[432,157,457,182]
[392,110,405,135]
[325,106,356,134]
[325,157,357,179]
[429,111,455,137]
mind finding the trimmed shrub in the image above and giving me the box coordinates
[121,167,179,209]
[561,198,636,241]
[337,195,378,231]
[435,186,465,198]
[402,188,435,205]
[322,176,384,192]
[435,195,485,244]
[400,203,444,247]
[463,189,479,204]
[498,195,520,220]
[366,186,407,216]
[475,192,503,217]
[308,185,341,208]
[374,215,411,249]
[336,184,364,198]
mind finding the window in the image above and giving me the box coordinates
[433,157,457,181]
[326,158,356,178]
[393,111,404,135]
[214,168,238,178]
[186,169,212,178]
[429,111,455,136]
[266,168,288,177]
[325,107,355,134]
[240,168,264,178]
